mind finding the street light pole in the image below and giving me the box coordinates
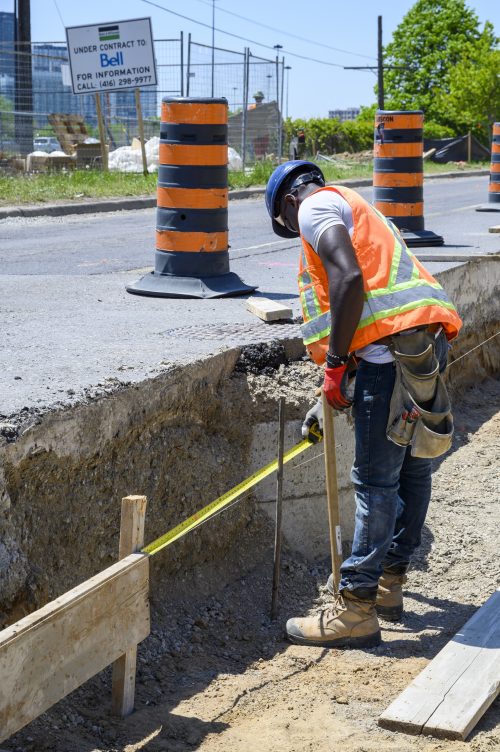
[211,0,215,97]
[285,65,291,119]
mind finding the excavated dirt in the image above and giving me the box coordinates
[2,370,499,752]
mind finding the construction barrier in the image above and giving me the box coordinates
[126,96,257,298]
[476,122,500,213]
[373,110,444,247]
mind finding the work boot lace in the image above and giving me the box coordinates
[323,592,347,625]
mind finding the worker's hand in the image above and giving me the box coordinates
[323,365,352,410]
[301,399,323,443]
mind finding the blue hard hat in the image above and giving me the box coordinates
[265,160,325,238]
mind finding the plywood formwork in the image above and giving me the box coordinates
[0,552,150,743]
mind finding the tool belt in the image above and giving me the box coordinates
[386,329,453,458]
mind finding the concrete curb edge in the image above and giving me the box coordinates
[0,169,489,221]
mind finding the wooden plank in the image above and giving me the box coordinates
[0,552,149,743]
[488,225,500,233]
[246,296,293,322]
[322,391,342,592]
[112,495,147,717]
[379,589,500,740]
[417,254,500,262]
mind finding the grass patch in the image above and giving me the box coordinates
[0,170,157,205]
[0,161,490,205]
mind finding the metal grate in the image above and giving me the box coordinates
[161,321,301,342]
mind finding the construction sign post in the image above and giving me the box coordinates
[65,17,157,94]
[65,17,157,172]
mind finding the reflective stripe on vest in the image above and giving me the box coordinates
[299,201,454,347]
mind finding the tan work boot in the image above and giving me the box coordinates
[286,589,381,649]
[376,570,407,622]
[326,569,407,622]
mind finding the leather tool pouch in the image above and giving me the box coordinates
[386,330,453,458]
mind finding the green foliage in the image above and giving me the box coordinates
[422,121,455,139]
[0,95,14,139]
[435,33,500,143]
[383,0,499,134]
[283,116,374,155]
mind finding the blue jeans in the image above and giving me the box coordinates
[339,345,445,593]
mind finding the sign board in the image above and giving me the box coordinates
[65,17,157,95]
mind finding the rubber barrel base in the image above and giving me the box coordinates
[401,229,444,247]
[475,204,500,212]
[126,270,257,299]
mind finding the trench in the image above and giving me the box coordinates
[0,259,499,630]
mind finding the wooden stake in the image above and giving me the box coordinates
[111,495,147,717]
[321,391,342,592]
[135,88,148,177]
[270,397,286,620]
[95,92,108,172]
[467,130,472,163]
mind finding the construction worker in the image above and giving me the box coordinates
[265,160,462,649]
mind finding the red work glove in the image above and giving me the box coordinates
[323,364,352,410]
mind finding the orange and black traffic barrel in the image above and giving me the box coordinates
[127,97,256,298]
[373,110,443,247]
[476,122,500,213]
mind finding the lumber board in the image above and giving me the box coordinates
[246,296,293,322]
[379,588,500,740]
[0,553,149,743]
[416,254,500,262]
[488,225,500,233]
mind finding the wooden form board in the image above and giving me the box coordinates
[379,588,500,740]
[417,254,500,262]
[0,553,150,743]
[246,296,293,322]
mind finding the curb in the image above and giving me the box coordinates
[0,169,489,221]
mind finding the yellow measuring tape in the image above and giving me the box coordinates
[142,437,316,557]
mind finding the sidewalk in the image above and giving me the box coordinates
[0,169,489,221]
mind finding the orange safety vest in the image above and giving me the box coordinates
[298,186,462,366]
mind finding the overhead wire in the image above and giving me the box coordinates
[140,0,349,68]
[188,0,377,61]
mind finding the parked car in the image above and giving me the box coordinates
[33,136,61,153]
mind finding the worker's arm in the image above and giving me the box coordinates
[317,224,364,358]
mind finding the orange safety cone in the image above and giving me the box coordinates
[476,122,500,213]
[127,97,257,298]
[373,110,443,247]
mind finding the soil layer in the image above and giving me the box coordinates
[3,376,499,752]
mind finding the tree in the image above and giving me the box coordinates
[383,0,498,126]
[0,94,15,144]
[436,32,500,143]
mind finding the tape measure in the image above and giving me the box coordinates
[142,429,321,557]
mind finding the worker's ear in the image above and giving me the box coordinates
[284,192,298,208]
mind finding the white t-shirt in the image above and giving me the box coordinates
[298,190,393,364]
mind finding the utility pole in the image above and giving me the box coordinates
[377,15,384,109]
[344,15,401,110]
[15,0,33,155]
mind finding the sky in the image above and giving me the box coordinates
[1,0,499,119]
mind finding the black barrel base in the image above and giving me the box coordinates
[401,229,444,247]
[475,203,500,212]
[126,271,257,299]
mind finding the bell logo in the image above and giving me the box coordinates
[100,52,124,67]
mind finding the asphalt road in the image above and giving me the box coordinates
[1,175,498,416]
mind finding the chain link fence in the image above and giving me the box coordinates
[186,38,284,168]
[0,34,284,172]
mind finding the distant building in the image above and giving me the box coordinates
[328,107,360,122]
[0,11,16,84]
